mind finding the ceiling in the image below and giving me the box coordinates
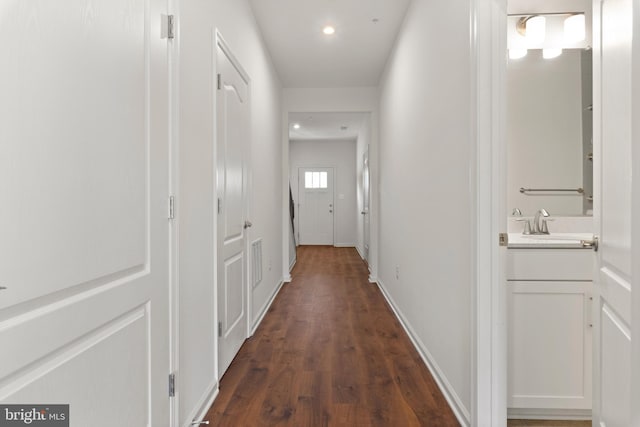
[289,112,368,141]
[248,0,412,88]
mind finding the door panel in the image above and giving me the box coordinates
[216,39,250,378]
[0,0,170,425]
[298,167,334,245]
[594,0,632,425]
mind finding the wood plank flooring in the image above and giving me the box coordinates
[204,245,460,426]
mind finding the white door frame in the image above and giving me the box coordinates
[296,166,336,246]
[471,0,509,425]
[475,0,640,425]
[631,0,640,419]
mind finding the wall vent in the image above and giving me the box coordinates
[251,239,263,288]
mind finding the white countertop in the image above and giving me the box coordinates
[507,232,594,249]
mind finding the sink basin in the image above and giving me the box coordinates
[508,232,593,249]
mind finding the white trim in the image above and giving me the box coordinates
[168,2,180,427]
[333,243,356,248]
[181,380,219,427]
[474,0,508,425]
[632,0,640,420]
[355,244,365,260]
[376,279,470,426]
[289,257,296,272]
[250,279,285,336]
[507,408,591,420]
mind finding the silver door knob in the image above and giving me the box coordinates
[244,220,253,229]
[329,210,333,213]
[361,211,366,215]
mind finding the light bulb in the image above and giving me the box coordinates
[543,48,563,59]
[526,16,546,45]
[564,14,586,43]
[509,49,528,59]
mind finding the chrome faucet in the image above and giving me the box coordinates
[532,209,550,234]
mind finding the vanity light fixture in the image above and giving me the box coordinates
[543,47,563,59]
[509,48,528,59]
[322,25,336,35]
[564,14,586,43]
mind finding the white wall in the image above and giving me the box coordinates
[290,139,357,247]
[507,49,584,216]
[178,0,282,423]
[356,115,372,259]
[377,0,472,424]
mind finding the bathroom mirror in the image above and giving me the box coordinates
[507,48,593,216]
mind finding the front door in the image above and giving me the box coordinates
[593,0,633,425]
[298,167,335,245]
[216,39,250,377]
[0,2,171,426]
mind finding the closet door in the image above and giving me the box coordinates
[0,1,171,426]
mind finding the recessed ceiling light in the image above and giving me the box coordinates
[323,26,336,35]
[293,123,301,129]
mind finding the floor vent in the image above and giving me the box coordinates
[251,239,263,288]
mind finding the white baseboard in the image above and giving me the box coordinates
[181,379,219,427]
[333,243,356,248]
[355,245,365,260]
[289,257,296,272]
[251,279,285,336]
[508,408,592,420]
[376,278,471,426]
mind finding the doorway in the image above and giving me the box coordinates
[480,0,638,425]
[297,167,335,245]
[288,112,369,252]
[362,148,371,262]
[215,35,251,378]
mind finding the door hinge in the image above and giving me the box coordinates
[167,15,175,39]
[217,198,222,214]
[218,321,222,337]
[168,196,175,219]
[217,74,222,90]
[169,373,176,397]
[161,14,175,39]
[499,232,509,247]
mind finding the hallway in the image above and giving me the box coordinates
[204,246,459,426]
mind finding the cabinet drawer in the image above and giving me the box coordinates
[507,249,593,281]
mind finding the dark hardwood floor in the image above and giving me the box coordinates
[204,245,460,426]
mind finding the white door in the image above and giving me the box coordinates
[362,149,371,261]
[216,39,250,377]
[593,0,633,425]
[0,2,171,427]
[298,168,335,245]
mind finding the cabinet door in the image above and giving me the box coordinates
[508,281,592,411]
